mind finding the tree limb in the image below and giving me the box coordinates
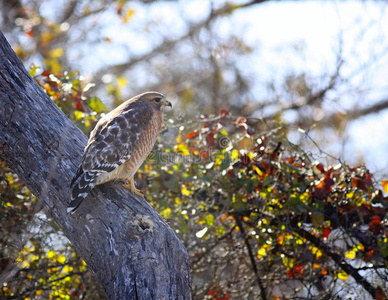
[294,227,377,299]
[0,31,191,299]
[234,215,267,300]
[347,98,388,120]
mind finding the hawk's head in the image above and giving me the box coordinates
[139,91,172,111]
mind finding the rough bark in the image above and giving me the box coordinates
[0,31,191,299]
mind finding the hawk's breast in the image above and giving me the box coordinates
[95,110,162,185]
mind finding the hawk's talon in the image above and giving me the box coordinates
[123,178,144,198]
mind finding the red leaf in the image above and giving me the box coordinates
[25,30,34,37]
[286,269,294,278]
[316,163,325,173]
[226,169,234,177]
[352,173,373,191]
[220,109,228,117]
[187,130,199,139]
[322,226,331,239]
[375,286,387,300]
[200,150,209,162]
[287,264,304,278]
[313,170,335,198]
[369,216,383,235]
[207,286,230,300]
[238,117,247,124]
[293,264,304,276]
[76,102,84,111]
[206,133,215,147]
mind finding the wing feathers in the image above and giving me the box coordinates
[68,99,152,213]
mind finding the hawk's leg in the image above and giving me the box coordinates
[123,176,144,197]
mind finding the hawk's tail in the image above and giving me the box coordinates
[68,169,99,214]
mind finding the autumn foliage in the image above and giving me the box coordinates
[143,104,388,299]
[1,68,388,299]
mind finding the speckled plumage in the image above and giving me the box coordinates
[68,91,171,213]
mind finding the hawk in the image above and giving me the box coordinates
[68,91,172,214]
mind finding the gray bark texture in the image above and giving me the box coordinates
[0,31,192,299]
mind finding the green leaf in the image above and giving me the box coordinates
[205,214,214,226]
[87,97,107,113]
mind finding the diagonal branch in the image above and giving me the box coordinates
[294,227,378,299]
[234,215,267,300]
[347,98,388,120]
[0,30,191,299]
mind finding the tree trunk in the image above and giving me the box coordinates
[0,31,192,299]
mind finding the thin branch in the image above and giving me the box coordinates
[234,215,267,300]
[294,227,377,299]
[347,98,388,120]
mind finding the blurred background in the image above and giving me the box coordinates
[2,0,388,177]
[2,1,388,299]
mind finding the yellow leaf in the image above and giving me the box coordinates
[257,247,266,258]
[117,77,127,88]
[382,180,388,194]
[36,290,43,296]
[63,265,73,274]
[74,110,83,121]
[30,254,39,262]
[47,250,56,259]
[252,164,263,176]
[312,263,321,268]
[356,242,365,251]
[175,142,190,156]
[263,218,270,225]
[181,185,192,196]
[337,270,348,281]
[345,250,356,259]
[57,254,66,264]
[231,149,239,160]
[311,247,323,259]
[161,207,172,219]
[21,260,30,268]
[49,47,64,58]
[123,8,135,23]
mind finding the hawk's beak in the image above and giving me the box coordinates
[163,99,172,108]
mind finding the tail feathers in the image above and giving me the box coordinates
[68,170,99,214]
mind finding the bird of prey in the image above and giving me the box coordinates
[68,91,172,213]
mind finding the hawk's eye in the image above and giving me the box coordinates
[153,97,161,103]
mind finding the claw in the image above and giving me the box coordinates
[123,177,144,198]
